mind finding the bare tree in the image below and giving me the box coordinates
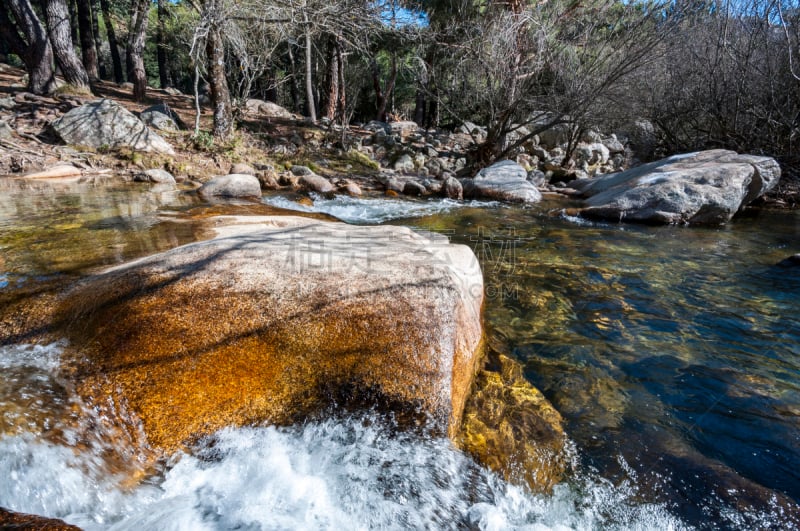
[415,0,676,170]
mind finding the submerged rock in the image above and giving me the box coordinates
[573,150,781,224]
[57,216,484,452]
[198,174,261,198]
[50,99,175,155]
[458,353,571,492]
[777,254,800,267]
[463,160,542,203]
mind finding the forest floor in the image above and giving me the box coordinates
[0,63,382,189]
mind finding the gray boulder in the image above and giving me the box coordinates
[443,176,463,200]
[135,169,176,184]
[139,103,182,131]
[51,99,175,155]
[299,173,335,194]
[389,120,419,137]
[230,162,256,175]
[393,154,415,174]
[290,165,314,176]
[403,181,427,196]
[244,99,294,119]
[463,160,542,203]
[573,149,781,224]
[198,174,261,198]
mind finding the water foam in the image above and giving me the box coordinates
[263,194,496,224]
[0,344,693,529]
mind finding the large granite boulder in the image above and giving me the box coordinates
[198,174,261,198]
[51,99,175,155]
[462,160,542,203]
[572,150,781,224]
[57,216,484,452]
[0,507,80,530]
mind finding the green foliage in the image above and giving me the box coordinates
[192,131,215,151]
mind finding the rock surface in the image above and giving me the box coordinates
[24,164,82,179]
[57,216,484,452]
[573,150,781,224]
[198,174,261,198]
[463,160,542,203]
[139,104,181,131]
[0,507,80,530]
[51,99,175,155]
[134,168,175,184]
[458,353,571,492]
[244,99,294,119]
[299,172,335,194]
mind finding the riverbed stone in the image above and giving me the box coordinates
[134,168,176,184]
[229,162,256,175]
[198,174,261,198]
[458,353,571,492]
[463,160,542,203]
[572,150,781,224]
[443,176,463,200]
[50,99,175,155]
[299,172,335,194]
[403,180,427,196]
[57,216,484,452]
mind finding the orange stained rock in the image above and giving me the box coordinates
[58,216,485,453]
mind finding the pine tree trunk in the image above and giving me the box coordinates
[99,0,123,83]
[206,21,232,140]
[40,0,90,89]
[303,10,316,122]
[1,0,57,94]
[287,41,301,113]
[75,0,98,80]
[126,0,148,101]
[90,0,105,79]
[335,39,346,124]
[371,54,397,122]
[68,0,78,44]
[156,0,172,88]
[322,35,338,121]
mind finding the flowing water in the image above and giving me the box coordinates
[1,178,799,529]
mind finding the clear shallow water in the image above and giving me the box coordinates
[1,182,799,529]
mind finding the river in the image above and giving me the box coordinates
[1,177,798,529]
